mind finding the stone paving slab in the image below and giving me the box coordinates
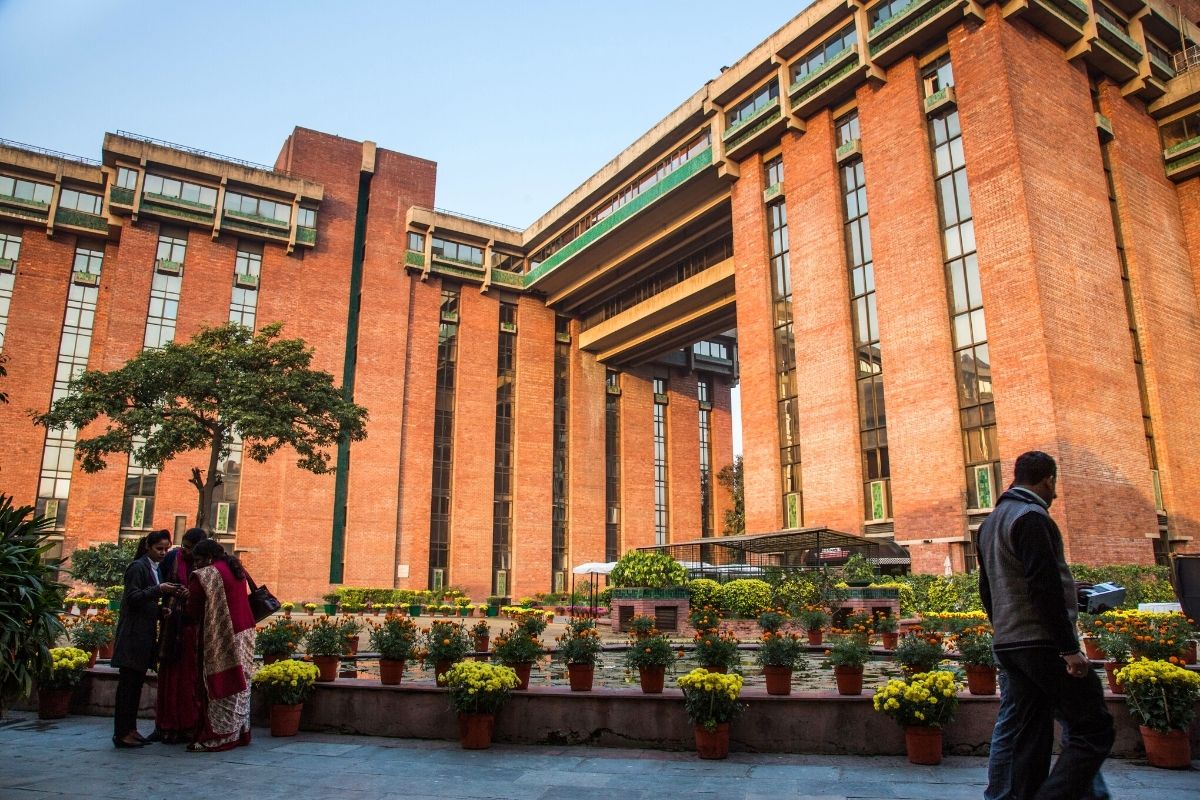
[1,711,1196,799]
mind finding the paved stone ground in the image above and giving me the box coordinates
[2,711,1196,799]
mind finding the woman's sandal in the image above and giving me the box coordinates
[186,742,214,752]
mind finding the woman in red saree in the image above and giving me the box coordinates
[185,539,256,752]
[151,527,207,743]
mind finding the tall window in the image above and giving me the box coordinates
[653,376,670,544]
[428,285,460,589]
[604,369,621,562]
[698,378,714,539]
[145,227,186,349]
[0,225,20,349]
[925,58,995,569]
[492,302,517,596]
[37,245,103,528]
[765,155,802,528]
[209,435,242,542]
[229,241,262,329]
[837,111,891,523]
[551,316,570,592]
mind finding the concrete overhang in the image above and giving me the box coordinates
[1150,67,1200,118]
[102,132,324,204]
[0,143,104,186]
[578,257,736,367]
[407,206,523,248]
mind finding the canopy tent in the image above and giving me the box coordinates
[639,527,910,579]
[569,562,616,612]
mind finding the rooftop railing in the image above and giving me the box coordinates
[112,130,314,181]
[0,138,100,167]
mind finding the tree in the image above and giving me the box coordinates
[33,323,368,531]
[0,495,65,716]
[67,540,137,588]
[717,456,744,536]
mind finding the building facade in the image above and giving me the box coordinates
[4,0,1200,599]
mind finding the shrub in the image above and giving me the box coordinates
[492,626,544,665]
[693,629,740,670]
[719,579,772,618]
[556,619,602,666]
[610,551,686,588]
[1069,564,1177,609]
[66,540,136,589]
[624,632,677,669]
[687,578,723,611]
[797,605,830,631]
[824,634,870,668]
[689,606,722,633]
[841,554,876,583]
[772,572,847,613]
[42,647,91,690]
[304,617,346,657]
[756,630,804,669]
[954,624,995,667]
[69,612,115,650]
[0,496,66,712]
[422,620,472,664]
[894,631,946,673]
[757,610,787,633]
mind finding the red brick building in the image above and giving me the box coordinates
[3,0,1200,600]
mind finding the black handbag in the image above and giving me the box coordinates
[246,572,281,623]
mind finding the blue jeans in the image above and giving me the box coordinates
[986,650,1114,800]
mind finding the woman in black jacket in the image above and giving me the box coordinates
[110,530,184,748]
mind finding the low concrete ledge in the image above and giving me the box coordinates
[13,667,1198,757]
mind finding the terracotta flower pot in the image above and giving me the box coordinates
[37,687,72,720]
[702,664,728,674]
[1139,725,1191,769]
[763,665,793,696]
[694,722,730,759]
[1183,640,1197,666]
[312,655,339,682]
[1081,636,1105,661]
[833,664,864,696]
[379,658,405,685]
[263,652,283,665]
[905,726,943,765]
[269,703,302,737]
[98,643,114,660]
[344,637,359,656]
[638,664,666,694]
[474,636,489,653]
[509,661,533,690]
[881,632,899,650]
[965,664,997,696]
[567,662,594,692]
[807,629,824,646]
[434,660,454,684]
[1104,661,1126,694]
[458,712,495,749]
[86,650,98,669]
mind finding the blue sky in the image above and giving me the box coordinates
[0,0,801,229]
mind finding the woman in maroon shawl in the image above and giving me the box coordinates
[150,527,207,744]
[185,539,255,752]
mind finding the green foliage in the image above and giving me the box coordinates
[824,634,871,668]
[841,554,876,583]
[757,610,786,633]
[252,659,320,705]
[67,540,137,589]
[255,618,305,658]
[694,630,740,670]
[716,456,744,535]
[0,497,66,712]
[555,619,602,666]
[687,578,723,611]
[368,614,418,661]
[718,579,772,617]
[69,612,115,650]
[796,605,830,631]
[894,632,947,672]
[1069,564,1177,608]
[1115,659,1200,732]
[869,581,918,617]
[33,322,369,530]
[689,606,722,633]
[771,571,848,613]
[954,625,995,667]
[610,551,686,588]
[677,669,744,730]
[304,617,347,657]
[492,626,544,665]
[624,632,677,668]
[756,629,805,668]
[422,620,471,664]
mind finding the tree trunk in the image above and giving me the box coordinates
[190,431,226,532]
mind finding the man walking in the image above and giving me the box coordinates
[978,451,1114,799]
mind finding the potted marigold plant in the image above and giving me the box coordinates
[369,614,417,685]
[256,618,305,664]
[677,668,744,759]
[302,602,318,616]
[304,617,345,681]
[1097,630,1132,694]
[894,630,946,676]
[694,628,740,673]
[954,624,997,695]
[873,670,961,764]
[251,658,320,737]
[1115,658,1200,768]
[557,618,603,691]
[337,615,363,655]
[439,660,520,749]
[280,601,295,619]
[69,612,115,666]
[798,606,830,646]
[491,624,544,689]
[423,620,472,682]
[625,626,677,693]
[470,619,491,653]
[38,647,89,720]
[756,622,804,696]
[871,611,899,650]
[825,634,870,695]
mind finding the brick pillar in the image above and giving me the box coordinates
[859,55,963,574]
[568,333,608,572]
[619,369,656,550]
[783,111,865,536]
[730,152,782,534]
[512,298,555,597]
